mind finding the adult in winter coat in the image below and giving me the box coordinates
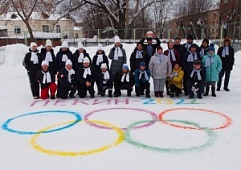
[164,40,181,95]
[149,46,172,98]
[114,64,135,97]
[72,42,91,71]
[182,34,200,52]
[217,38,235,91]
[167,62,184,98]
[76,57,96,98]
[134,62,151,98]
[40,39,56,74]
[108,36,127,77]
[200,38,210,58]
[35,60,57,99]
[23,42,43,99]
[130,42,148,72]
[56,41,73,72]
[92,44,109,94]
[174,36,186,67]
[202,44,222,97]
[187,60,206,99]
[182,44,202,95]
[97,63,113,97]
[57,60,76,99]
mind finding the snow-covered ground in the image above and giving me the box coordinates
[0,42,241,170]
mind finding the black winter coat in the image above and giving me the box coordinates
[23,49,43,74]
[41,48,57,74]
[188,68,206,84]
[92,51,109,71]
[76,66,96,85]
[58,68,75,89]
[97,71,113,86]
[139,38,161,57]
[35,69,56,89]
[174,44,186,58]
[72,49,91,71]
[130,48,148,72]
[217,46,235,70]
[114,70,135,88]
[182,51,202,71]
[183,43,200,53]
[56,48,73,71]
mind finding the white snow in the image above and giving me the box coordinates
[0,42,240,170]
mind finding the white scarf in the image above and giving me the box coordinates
[156,54,165,64]
[222,46,229,57]
[168,49,176,61]
[67,69,75,83]
[42,71,51,84]
[30,52,39,64]
[205,55,215,67]
[139,70,149,81]
[78,53,84,63]
[187,52,198,62]
[135,50,143,59]
[96,54,103,65]
[102,71,110,84]
[190,69,202,80]
[114,47,123,60]
[121,73,130,82]
[185,44,191,51]
[62,54,68,62]
[200,48,208,58]
[45,51,53,62]
[83,67,91,79]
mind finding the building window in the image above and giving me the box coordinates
[42,25,49,32]
[56,25,61,33]
[14,26,21,34]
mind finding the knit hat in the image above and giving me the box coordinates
[122,64,129,70]
[202,38,209,44]
[101,63,108,69]
[83,57,90,63]
[62,41,69,48]
[45,39,52,47]
[78,42,84,49]
[41,60,49,66]
[193,60,202,65]
[114,36,121,43]
[174,36,181,41]
[156,46,163,51]
[208,43,215,52]
[97,44,103,51]
[65,59,72,66]
[30,42,37,48]
[139,62,146,67]
[187,34,194,40]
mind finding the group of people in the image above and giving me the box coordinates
[23,34,235,100]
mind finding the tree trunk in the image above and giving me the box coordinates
[24,20,35,43]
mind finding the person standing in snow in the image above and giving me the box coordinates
[35,60,57,99]
[217,38,235,92]
[173,36,186,67]
[92,44,109,95]
[202,44,222,97]
[23,42,43,99]
[130,42,148,73]
[72,42,91,71]
[200,38,210,58]
[149,46,172,98]
[182,34,200,52]
[76,57,96,98]
[57,59,76,99]
[56,40,73,72]
[108,36,127,78]
[40,39,56,74]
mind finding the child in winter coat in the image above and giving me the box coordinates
[35,60,57,99]
[130,42,148,72]
[167,62,184,98]
[108,36,127,77]
[97,63,113,97]
[187,60,206,99]
[149,46,172,98]
[92,44,109,95]
[56,41,73,72]
[40,39,56,74]
[134,62,151,98]
[202,44,222,97]
[114,64,135,97]
[72,42,91,71]
[23,42,43,99]
[76,57,96,98]
[57,60,76,99]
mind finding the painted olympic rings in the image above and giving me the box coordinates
[2,110,82,135]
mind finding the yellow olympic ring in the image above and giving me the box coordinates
[30,120,124,156]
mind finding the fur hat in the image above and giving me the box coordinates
[83,57,90,63]
[224,38,231,44]
[101,63,108,69]
[122,64,129,70]
[41,60,49,66]
[45,39,52,47]
[65,59,72,66]
[62,41,69,48]
[30,42,37,48]
[78,42,84,49]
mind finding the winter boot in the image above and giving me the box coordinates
[169,92,174,98]
[154,92,159,98]
[211,87,217,97]
[127,89,132,97]
[203,86,210,96]
[159,91,164,98]
[108,90,113,98]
